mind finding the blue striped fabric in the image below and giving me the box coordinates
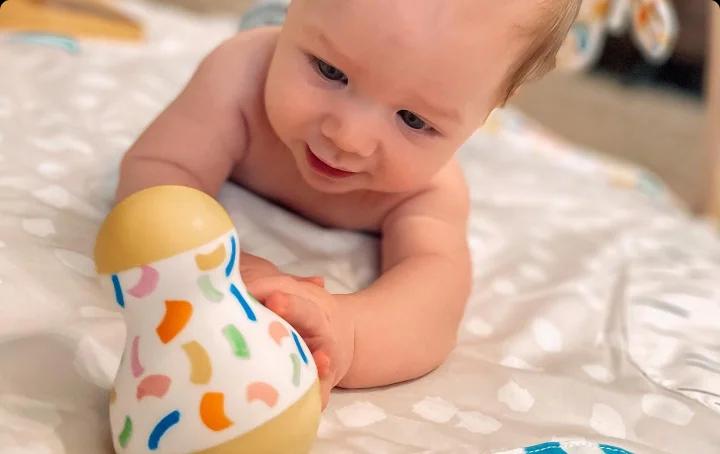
[524,442,567,454]
[511,441,634,454]
[599,444,634,454]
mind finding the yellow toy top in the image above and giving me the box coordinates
[94,186,234,274]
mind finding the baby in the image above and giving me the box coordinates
[116,0,579,407]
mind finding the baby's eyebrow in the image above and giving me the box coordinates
[305,26,358,72]
[410,95,461,123]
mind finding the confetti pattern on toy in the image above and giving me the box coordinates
[224,236,237,277]
[247,382,279,408]
[156,300,193,344]
[223,324,250,359]
[195,244,226,271]
[111,274,124,308]
[127,265,159,298]
[148,410,181,451]
[230,284,256,322]
[197,275,223,302]
[291,331,308,365]
[269,321,290,346]
[137,375,171,401]
[131,336,144,378]
[119,416,133,449]
[106,231,319,452]
[290,353,301,387]
[200,392,233,431]
[182,341,212,385]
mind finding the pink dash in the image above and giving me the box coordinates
[268,321,290,346]
[128,266,159,299]
[137,375,171,401]
[246,382,279,408]
[131,336,144,378]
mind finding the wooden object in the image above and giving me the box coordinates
[0,0,143,42]
[708,4,720,220]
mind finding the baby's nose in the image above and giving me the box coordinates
[320,114,378,158]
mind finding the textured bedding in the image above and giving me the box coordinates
[1,2,720,453]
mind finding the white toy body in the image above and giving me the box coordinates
[94,186,321,454]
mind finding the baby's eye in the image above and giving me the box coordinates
[398,110,428,131]
[314,57,348,84]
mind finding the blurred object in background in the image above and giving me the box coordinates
[146,0,253,15]
[511,0,715,215]
[239,0,288,30]
[707,4,720,221]
[557,0,679,72]
[0,0,143,42]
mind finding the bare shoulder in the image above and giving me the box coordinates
[192,27,280,105]
[383,159,470,227]
[379,159,470,268]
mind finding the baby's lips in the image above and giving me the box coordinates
[94,185,235,274]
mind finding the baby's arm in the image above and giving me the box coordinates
[116,31,297,281]
[116,35,255,201]
[337,166,472,388]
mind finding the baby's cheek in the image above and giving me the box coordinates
[391,152,450,191]
[267,82,315,135]
[380,162,426,192]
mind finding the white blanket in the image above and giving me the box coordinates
[1,2,719,453]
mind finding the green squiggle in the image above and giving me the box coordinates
[119,416,132,448]
[223,325,250,359]
[198,276,223,302]
[291,353,301,387]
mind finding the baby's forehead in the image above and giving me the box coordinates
[301,0,538,54]
[293,0,545,116]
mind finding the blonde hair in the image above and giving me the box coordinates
[502,0,581,104]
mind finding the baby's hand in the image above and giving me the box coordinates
[247,277,355,409]
[241,253,325,288]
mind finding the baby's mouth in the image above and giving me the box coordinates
[305,146,356,179]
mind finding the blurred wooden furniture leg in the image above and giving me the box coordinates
[708,4,720,222]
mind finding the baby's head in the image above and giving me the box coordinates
[265,0,579,194]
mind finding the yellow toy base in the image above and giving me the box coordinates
[199,381,322,454]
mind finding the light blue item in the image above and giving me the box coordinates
[6,32,80,54]
[495,440,634,454]
[239,0,289,30]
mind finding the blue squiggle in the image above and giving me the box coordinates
[148,410,180,450]
[111,275,124,308]
[225,236,236,277]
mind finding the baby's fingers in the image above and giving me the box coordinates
[246,275,299,302]
[294,275,325,288]
[265,292,329,338]
[313,351,333,409]
[313,350,332,379]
